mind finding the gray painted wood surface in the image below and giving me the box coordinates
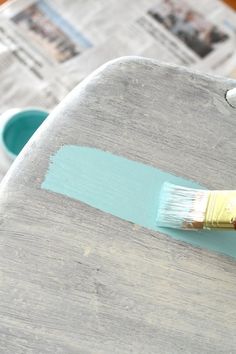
[1,57,236,353]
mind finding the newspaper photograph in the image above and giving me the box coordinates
[11,0,92,63]
[148,0,229,58]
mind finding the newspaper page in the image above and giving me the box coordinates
[0,0,236,113]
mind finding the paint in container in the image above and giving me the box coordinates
[0,108,49,176]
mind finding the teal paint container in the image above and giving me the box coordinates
[0,108,49,160]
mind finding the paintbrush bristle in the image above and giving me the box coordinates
[156,182,209,230]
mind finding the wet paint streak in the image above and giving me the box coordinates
[42,145,236,258]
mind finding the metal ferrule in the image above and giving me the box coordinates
[204,191,236,229]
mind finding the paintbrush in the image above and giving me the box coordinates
[156,182,236,230]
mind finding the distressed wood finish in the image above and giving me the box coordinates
[1,57,236,353]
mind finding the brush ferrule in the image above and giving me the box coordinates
[204,191,236,229]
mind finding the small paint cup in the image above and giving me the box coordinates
[0,108,48,160]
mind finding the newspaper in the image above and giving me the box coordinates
[0,0,236,113]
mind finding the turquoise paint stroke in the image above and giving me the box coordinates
[42,145,236,258]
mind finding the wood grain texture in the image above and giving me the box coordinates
[1,57,236,353]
